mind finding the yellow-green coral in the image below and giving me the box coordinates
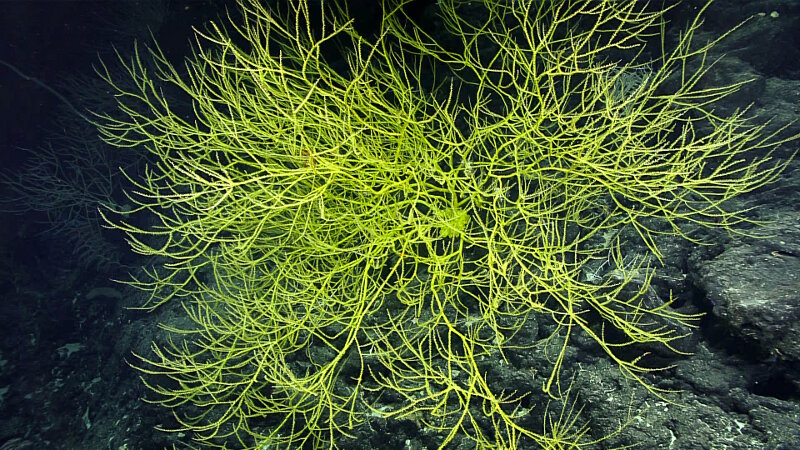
[97,0,794,448]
